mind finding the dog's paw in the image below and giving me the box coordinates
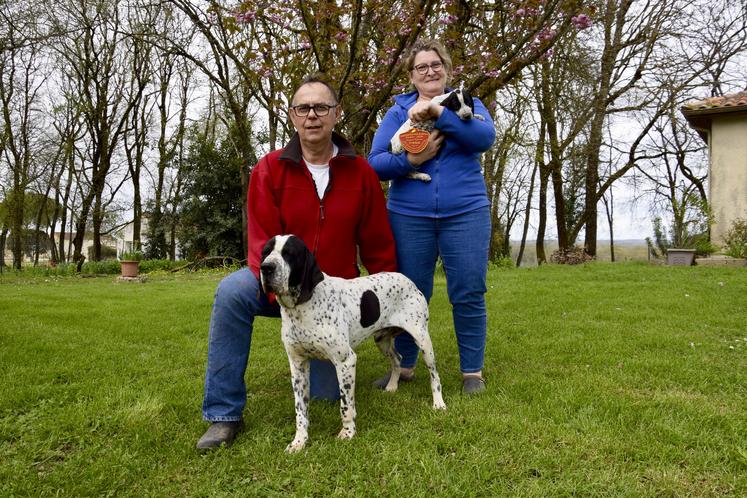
[337,427,356,440]
[407,172,431,182]
[475,114,485,121]
[433,400,447,410]
[285,439,306,453]
[390,141,404,155]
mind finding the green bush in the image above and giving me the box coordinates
[490,255,515,270]
[139,259,180,272]
[724,218,747,258]
[82,259,121,274]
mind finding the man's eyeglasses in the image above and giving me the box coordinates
[290,103,337,117]
[412,61,443,75]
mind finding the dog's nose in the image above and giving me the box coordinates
[260,262,276,276]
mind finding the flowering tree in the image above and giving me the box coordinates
[161,0,594,256]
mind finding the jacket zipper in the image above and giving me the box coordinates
[311,169,332,256]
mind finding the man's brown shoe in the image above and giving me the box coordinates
[196,421,244,450]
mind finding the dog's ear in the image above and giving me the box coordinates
[460,90,475,112]
[462,91,475,112]
[260,236,276,263]
[284,235,323,304]
[440,91,462,111]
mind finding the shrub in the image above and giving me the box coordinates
[490,255,515,270]
[549,246,593,265]
[139,259,181,272]
[83,259,121,274]
[724,218,747,258]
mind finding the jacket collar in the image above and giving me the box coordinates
[279,131,357,165]
[394,88,454,110]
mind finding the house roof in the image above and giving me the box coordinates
[681,90,747,141]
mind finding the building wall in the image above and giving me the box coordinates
[709,115,747,246]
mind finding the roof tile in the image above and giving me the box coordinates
[683,90,747,111]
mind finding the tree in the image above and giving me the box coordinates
[49,0,148,265]
[0,6,48,269]
[177,123,249,260]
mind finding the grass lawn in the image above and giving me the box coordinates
[1,263,746,496]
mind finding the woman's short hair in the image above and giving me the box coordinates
[403,39,453,85]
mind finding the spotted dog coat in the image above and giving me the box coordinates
[260,235,446,452]
[389,88,485,182]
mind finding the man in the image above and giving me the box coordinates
[197,75,397,450]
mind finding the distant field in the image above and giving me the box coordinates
[511,240,649,266]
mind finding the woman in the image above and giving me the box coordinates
[368,39,495,394]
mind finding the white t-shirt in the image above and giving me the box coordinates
[304,144,338,199]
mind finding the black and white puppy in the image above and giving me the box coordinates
[260,234,446,453]
[390,88,484,182]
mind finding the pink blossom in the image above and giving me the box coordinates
[537,28,556,41]
[540,48,554,60]
[235,11,256,24]
[515,8,526,17]
[438,14,458,25]
[299,42,311,49]
[335,31,348,42]
[572,14,592,30]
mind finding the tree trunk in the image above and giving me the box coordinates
[536,164,550,265]
[10,188,24,270]
[0,229,7,269]
[517,162,538,268]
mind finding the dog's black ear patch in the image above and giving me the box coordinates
[260,237,276,262]
[284,236,323,305]
[360,290,380,328]
[461,90,475,111]
[441,91,462,111]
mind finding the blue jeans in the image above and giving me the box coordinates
[389,206,490,373]
[202,268,339,422]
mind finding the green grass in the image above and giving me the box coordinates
[1,263,746,496]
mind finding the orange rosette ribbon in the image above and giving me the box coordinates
[398,128,430,154]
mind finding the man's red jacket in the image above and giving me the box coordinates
[247,132,397,279]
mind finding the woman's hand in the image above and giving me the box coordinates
[407,130,443,166]
[408,100,443,123]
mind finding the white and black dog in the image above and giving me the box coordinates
[260,235,446,452]
[390,88,484,182]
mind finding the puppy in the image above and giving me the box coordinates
[390,88,484,182]
[260,235,446,452]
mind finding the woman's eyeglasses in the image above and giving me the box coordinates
[290,103,337,117]
[412,61,443,75]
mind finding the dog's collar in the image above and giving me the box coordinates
[279,132,357,165]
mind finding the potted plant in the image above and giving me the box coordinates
[119,251,143,278]
[647,214,715,266]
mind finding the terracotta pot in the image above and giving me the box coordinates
[120,260,140,277]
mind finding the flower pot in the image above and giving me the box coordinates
[666,248,696,266]
[120,260,140,277]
